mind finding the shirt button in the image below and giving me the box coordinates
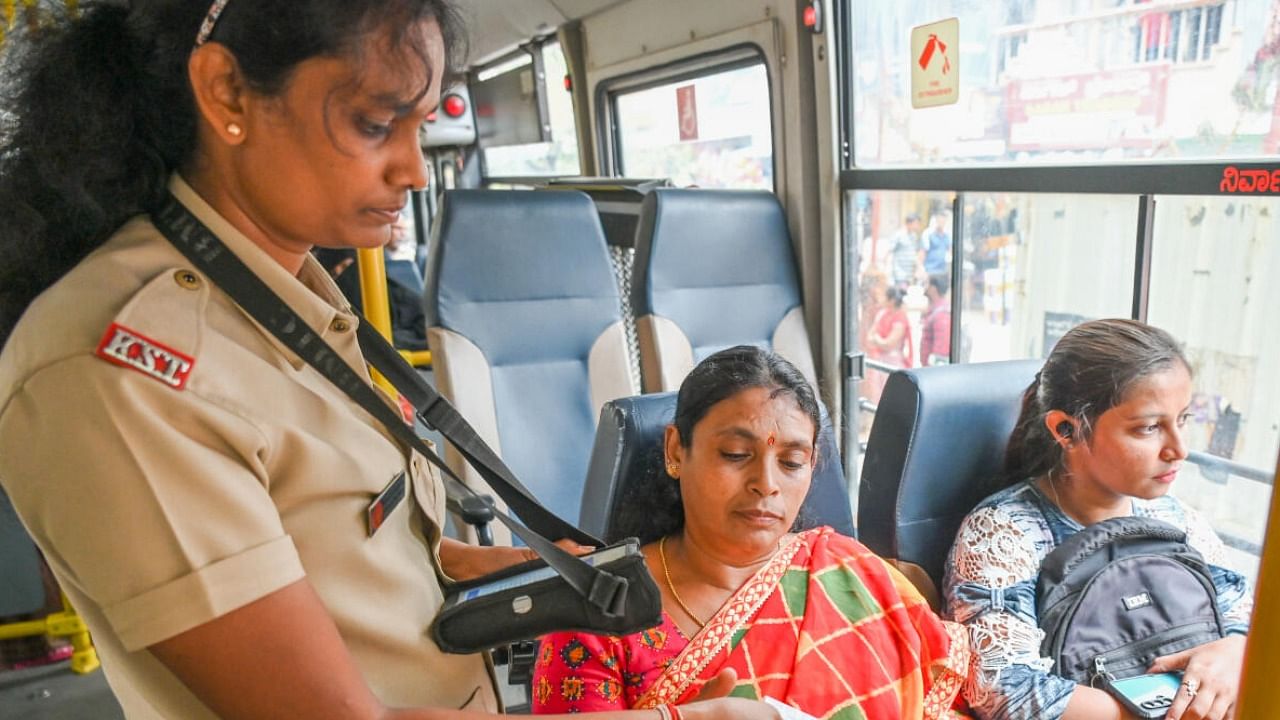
[173,270,202,290]
[330,318,353,333]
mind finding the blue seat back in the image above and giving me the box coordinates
[424,190,635,530]
[581,392,853,542]
[385,257,425,297]
[631,189,816,391]
[857,360,1042,594]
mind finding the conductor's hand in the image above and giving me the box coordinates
[439,537,593,581]
[675,668,783,720]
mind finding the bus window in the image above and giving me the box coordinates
[850,0,1279,166]
[1147,195,1280,582]
[612,62,773,189]
[958,193,1138,361]
[480,42,582,179]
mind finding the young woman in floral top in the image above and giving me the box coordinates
[944,319,1252,720]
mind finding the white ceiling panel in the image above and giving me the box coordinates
[456,0,626,67]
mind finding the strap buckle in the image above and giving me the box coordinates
[588,572,628,618]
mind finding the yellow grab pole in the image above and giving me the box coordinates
[356,248,397,397]
[1235,449,1280,719]
[57,593,99,674]
[400,349,433,368]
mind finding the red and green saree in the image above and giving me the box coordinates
[532,526,969,719]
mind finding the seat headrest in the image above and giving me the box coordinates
[581,392,854,543]
[631,189,802,360]
[424,189,621,364]
[857,359,1042,591]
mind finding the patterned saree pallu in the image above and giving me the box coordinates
[635,527,970,720]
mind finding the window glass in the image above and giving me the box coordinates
[958,193,1137,362]
[1147,195,1280,582]
[614,63,773,189]
[845,191,954,492]
[481,42,582,177]
[847,191,1136,452]
[850,0,1280,166]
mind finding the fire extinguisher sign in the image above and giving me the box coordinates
[910,17,959,109]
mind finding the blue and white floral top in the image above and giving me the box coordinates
[943,480,1253,720]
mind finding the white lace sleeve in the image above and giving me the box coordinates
[949,505,1057,711]
[950,505,1042,589]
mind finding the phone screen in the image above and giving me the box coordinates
[1111,673,1183,716]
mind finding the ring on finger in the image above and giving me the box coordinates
[1182,678,1200,699]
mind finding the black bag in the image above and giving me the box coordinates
[1036,516,1225,686]
[432,539,661,654]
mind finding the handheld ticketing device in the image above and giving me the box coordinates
[431,539,661,654]
[1104,672,1183,720]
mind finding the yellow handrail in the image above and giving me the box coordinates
[356,248,397,397]
[1235,450,1280,718]
[400,349,433,368]
[0,593,100,674]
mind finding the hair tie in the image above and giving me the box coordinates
[194,0,231,48]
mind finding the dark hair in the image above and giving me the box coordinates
[0,0,466,347]
[999,319,1190,491]
[885,285,905,307]
[611,345,821,544]
[927,273,950,296]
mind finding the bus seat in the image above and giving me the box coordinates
[385,257,425,298]
[423,190,637,539]
[857,360,1041,607]
[631,189,817,392]
[580,392,853,542]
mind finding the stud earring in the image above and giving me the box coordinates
[667,464,679,478]
[226,122,243,137]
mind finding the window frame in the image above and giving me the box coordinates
[473,38,586,184]
[595,43,777,191]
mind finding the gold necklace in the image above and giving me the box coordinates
[659,536,707,629]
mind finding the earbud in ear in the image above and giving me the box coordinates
[1055,422,1075,447]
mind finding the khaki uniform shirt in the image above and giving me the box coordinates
[0,177,499,718]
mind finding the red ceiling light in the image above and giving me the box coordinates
[803,2,822,33]
[441,93,467,118]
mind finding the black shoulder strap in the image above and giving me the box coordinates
[151,195,626,618]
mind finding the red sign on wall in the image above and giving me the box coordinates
[676,84,699,141]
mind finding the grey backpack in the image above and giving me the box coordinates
[1036,516,1225,685]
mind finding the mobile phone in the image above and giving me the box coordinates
[1105,672,1183,720]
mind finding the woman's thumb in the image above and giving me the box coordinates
[693,669,739,701]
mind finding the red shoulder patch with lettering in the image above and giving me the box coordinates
[95,323,196,390]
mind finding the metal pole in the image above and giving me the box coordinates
[356,248,397,396]
[949,193,964,363]
[1133,195,1155,322]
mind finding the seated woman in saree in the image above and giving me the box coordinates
[531,345,970,719]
